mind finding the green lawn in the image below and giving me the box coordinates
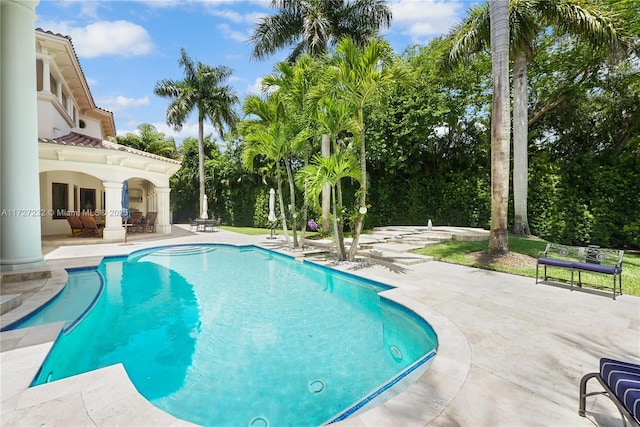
[414,236,640,297]
[220,225,321,238]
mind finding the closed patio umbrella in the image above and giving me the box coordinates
[267,188,277,239]
[268,188,277,222]
[201,194,209,220]
[121,180,130,220]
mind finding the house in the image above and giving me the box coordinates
[1,1,179,272]
[35,28,181,240]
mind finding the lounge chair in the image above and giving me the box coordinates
[142,212,157,232]
[66,214,83,237]
[129,211,143,232]
[579,357,640,426]
[79,215,103,237]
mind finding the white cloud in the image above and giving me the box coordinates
[37,19,154,58]
[217,23,250,43]
[209,8,244,23]
[246,77,278,96]
[150,121,219,145]
[246,77,264,95]
[96,95,150,112]
[388,0,465,42]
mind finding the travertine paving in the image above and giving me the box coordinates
[1,226,638,426]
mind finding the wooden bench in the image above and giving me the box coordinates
[536,243,624,299]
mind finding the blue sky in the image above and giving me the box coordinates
[35,0,474,145]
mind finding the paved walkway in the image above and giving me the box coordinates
[1,226,638,426]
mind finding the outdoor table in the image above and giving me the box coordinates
[194,218,218,232]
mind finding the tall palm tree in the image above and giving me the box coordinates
[489,0,511,255]
[295,95,359,256]
[262,57,321,246]
[154,48,239,217]
[321,37,405,261]
[250,0,391,233]
[447,0,624,236]
[241,93,311,248]
[250,0,392,62]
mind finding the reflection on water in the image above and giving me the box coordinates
[34,260,199,400]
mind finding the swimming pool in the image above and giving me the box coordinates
[29,244,438,426]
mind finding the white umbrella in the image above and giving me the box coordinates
[267,188,277,239]
[268,188,277,222]
[201,194,209,219]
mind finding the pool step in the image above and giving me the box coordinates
[0,294,22,315]
[357,249,434,265]
[359,242,425,253]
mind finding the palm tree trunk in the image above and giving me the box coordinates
[198,116,206,218]
[331,186,345,260]
[512,51,530,236]
[276,173,290,245]
[284,157,298,248]
[300,140,309,248]
[488,0,510,255]
[348,109,367,261]
[321,133,331,233]
[336,179,346,260]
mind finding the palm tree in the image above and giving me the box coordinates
[112,123,178,159]
[250,0,392,233]
[321,37,405,261]
[447,0,624,236]
[262,57,321,246]
[489,0,511,254]
[241,93,310,248]
[297,150,361,260]
[250,0,392,62]
[154,48,239,217]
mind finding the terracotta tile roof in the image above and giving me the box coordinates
[39,132,181,165]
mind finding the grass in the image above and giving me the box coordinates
[414,236,640,297]
[220,225,321,238]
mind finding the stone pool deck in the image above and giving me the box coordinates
[1,226,638,426]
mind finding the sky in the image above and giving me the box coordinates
[35,0,476,145]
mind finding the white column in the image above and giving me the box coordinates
[155,187,171,234]
[102,181,126,240]
[1,0,46,272]
[56,81,62,103]
[42,59,51,93]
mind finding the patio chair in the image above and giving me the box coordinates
[129,211,143,232]
[189,218,198,232]
[143,212,157,232]
[579,357,640,427]
[79,215,103,237]
[66,214,83,237]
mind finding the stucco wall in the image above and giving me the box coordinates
[39,171,104,236]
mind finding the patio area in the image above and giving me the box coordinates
[1,226,638,426]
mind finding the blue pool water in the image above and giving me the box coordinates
[2,269,103,333]
[29,245,438,426]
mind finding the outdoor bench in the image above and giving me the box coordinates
[536,243,624,299]
[579,357,640,427]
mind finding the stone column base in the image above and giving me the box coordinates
[103,227,126,241]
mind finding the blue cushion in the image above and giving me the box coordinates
[600,358,640,424]
[574,262,621,275]
[537,258,574,268]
